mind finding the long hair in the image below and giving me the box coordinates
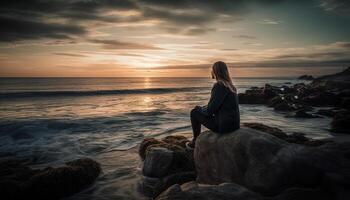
[212,61,236,93]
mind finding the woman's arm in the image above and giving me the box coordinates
[206,83,229,116]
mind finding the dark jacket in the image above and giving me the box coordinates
[203,82,240,133]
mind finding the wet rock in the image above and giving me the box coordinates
[298,75,314,80]
[302,91,340,106]
[263,84,279,99]
[139,171,197,198]
[340,98,350,110]
[194,128,350,197]
[238,93,266,104]
[294,109,321,118]
[280,85,295,94]
[143,147,174,178]
[331,111,350,133]
[285,132,309,143]
[310,67,350,90]
[139,176,163,197]
[274,102,298,111]
[317,109,336,117]
[162,135,188,148]
[0,157,101,200]
[139,138,166,160]
[268,96,284,107]
[156,181,262,200]
[139,136,196,198]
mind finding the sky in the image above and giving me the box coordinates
[0,0,349,77]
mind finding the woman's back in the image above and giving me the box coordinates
[211,83,240,133]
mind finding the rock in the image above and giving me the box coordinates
[298,75,314,80]
[294,109,321,118]
[245,87,263,95]
[139,176,163,197]
[285,132,308,143]
[139,171,197,198]
[143,147,174,178]
[274,102,298,111]
[141,144,194,178]
[194,128,350,197]
[340,98,350,110]
[268,96,284,107]
[138,136,196,198]
[0,157,101,200]
[139,138,166,160]
[293,82,306,89]
[263,84,279,99]
[265,187,331,200]
[280,85,295,94]
[238,93,266,104]
[310,67,350,90]
[243,123,329,146]
[317,109,336,117]
[156,181,262,200]
[243,123,287,139]
[331,111,350,133]
[302,91,340,106]
[162,135,188,148]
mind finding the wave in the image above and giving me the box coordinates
[0,87,207,99]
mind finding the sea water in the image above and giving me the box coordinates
[0,77,333,199]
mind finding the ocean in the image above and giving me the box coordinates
[0,77,334,199]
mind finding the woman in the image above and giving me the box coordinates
[187,61,240,149]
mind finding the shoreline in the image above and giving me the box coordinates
[1,67,349,199]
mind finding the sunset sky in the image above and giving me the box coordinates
[0,0,350,77]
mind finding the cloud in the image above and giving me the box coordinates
[0,16,86,42]
[319,0,350,14]
[232,34,257,40]
[0,0,287,42]
[89,39,163,50]
[258,19,283,25]
[137,41,350,69]
[141,58,350,70]
[185,27,216,36]
[53,53,87,57]
[334,41,350,48]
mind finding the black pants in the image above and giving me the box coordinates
[190,106,217,142]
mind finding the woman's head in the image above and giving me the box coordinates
[211,61,236,93]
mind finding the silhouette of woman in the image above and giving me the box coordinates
[187,61,240,149]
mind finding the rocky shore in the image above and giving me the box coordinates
[138,67,350,199]
[138,124,350,200]
[238,67,350,133]
[0,156,101,200]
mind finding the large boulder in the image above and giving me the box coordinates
[194,127,350,197]
[156,181,262,200]
[0,157,101,200]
